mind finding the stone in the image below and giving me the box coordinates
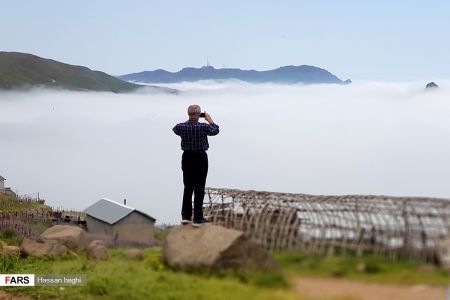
[86,240,108,260]
[163,224,277,271]
[2,245,21,257]
[41,225,87,251]
[85,233,114,248]
[124,248,143,260]
[20,238,67,257]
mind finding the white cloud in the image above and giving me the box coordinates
[1,81,449,223]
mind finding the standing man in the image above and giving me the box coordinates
[173,104,220,227]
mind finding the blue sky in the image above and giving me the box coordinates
[1,0,450,80]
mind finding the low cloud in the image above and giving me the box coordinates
[1,81,449,223]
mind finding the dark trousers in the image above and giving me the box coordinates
[181,151,208,221]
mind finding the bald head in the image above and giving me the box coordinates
[187,104,201,119]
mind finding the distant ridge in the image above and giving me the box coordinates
[0,52,176,94]
[120,65,351,85]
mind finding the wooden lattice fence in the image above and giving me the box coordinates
[0,206,85,241]
[0,209,53,239]
[204,187,450,260]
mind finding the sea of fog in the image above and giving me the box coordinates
[1,81,450,224]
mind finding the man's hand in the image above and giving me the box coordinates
[204,112,214,124]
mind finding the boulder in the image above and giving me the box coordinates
[2,245,21,257]
[124,248,143,260]
[85,232,114,248]
[163,224,277,270]
[86,240,108,260]
[21,238,67,257]
[41,225,86,251]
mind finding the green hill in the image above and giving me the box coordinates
[0,52,144,93]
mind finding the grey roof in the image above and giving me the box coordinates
[0,175,5,181]
[83,198,156,224]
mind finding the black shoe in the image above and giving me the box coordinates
[192,219,209,228]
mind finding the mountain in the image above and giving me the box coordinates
[120,65,351,84]
[0,52,176,93]
[425,82,439,89]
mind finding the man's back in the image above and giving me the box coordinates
[173,120,219,151]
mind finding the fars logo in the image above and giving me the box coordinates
[0,274,35,286]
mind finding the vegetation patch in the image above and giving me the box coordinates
[4,248,299,300]
[1,226,449,299]
[275,251,450,286]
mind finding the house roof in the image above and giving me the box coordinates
[0,176,5,181]
[83,198,156,224]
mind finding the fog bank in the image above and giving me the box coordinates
[1,81,450,223]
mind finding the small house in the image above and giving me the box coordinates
[83,198,156,246]
[0,175,15,196]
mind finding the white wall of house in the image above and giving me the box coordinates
[0,180,4,189]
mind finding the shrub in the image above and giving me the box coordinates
[144,255,165,271]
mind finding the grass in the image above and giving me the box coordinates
[0,52,142,93]
[3,248,302,300]
[0,195,53,239]
[0,194,50,212]
[2,226,449,299]
[0,229,23,246]
[154,226,170,241]
[275,251,450,286]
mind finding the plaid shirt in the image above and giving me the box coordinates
[173,119,220,151]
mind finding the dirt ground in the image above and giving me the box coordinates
[0,291,33,300]
[293,277,448,300]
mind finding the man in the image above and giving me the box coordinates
[173,104,220,227]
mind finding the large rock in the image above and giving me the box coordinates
[41,225,87,251]
[21,238,68,257]
[163,224,276,270]
[2,245,21,257]
[85,232,114,248]
[86,240,108,260]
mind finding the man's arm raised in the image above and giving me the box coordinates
[204,112,219,136]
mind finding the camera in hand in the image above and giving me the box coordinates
[200,112,205,118]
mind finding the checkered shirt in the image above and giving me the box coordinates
[173,119,220,151]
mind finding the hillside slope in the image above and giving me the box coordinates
[0,52,151,93]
